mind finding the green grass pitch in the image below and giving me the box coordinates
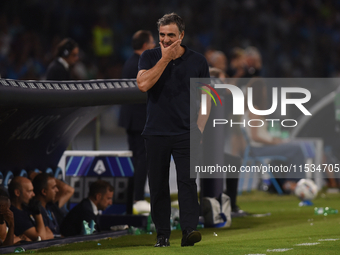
[21,191,340,255]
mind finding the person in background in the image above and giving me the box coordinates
[118,30,155,214]
[209,50,227,73]
[29,170,74,226]
[244,46,262,77]
[244,78,306,192]
[0,188,14,246]
[32,173,60,237]
[45,38,79,80]
[60,180,114,237]
[209,67,226,79]
[208,67,246,215]
[9,177,54,241]
[227,47,247,78]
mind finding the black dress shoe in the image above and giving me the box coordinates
[154,236,170,247]
[181,230,201,247]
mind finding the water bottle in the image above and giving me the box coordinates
[324,207,338,216]
[128,226,141,235]
[89,220,96,234]
[14,247,25,253]
[82,220,91,235]
[197,223,204,229]
[281,130,289,140]
[146,214,155,232]
[269,122,281,137]
[314,207,338,216]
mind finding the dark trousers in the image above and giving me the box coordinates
[144,133,199,238]
[127,131,147,201]
[224,154,241,210]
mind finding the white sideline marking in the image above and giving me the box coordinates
[294,242,320,246]
[267,248,293,252]
[318,239,339,241]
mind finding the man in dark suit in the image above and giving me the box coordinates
[60,180,113,237]
[45,38,79,80]
[118,30,155,213]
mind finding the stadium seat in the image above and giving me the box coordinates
[238,128,285,195]
[54,167,64,181]
[3,171,14,189]
[19,169,28,177]
[45,168,54,175]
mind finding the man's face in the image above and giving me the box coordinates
[159,23,184,48]
[20,181,35,205]
[65,47,79,66]
[44,178,59,203]
[97,189,113,211]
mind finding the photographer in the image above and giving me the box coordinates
[9,177,54,241]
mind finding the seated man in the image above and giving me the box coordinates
[0,188,14,246]
[9,176,54,241]
[32,173,60,237]
[29,170,74,217]
[60,180,114,237]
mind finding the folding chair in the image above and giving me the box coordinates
[238,128,286,195]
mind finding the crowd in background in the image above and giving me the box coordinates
[1,0,340,80]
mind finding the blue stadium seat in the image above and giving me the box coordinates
[19,169,28,177]
[54,167,64,181]
[3,171,14,189]
[45,168,54,175]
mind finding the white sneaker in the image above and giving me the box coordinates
[133,200,151,214]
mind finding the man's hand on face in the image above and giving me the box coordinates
[160,39,181,62]
[2,208,14,227]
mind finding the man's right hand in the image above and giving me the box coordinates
[2,208,14,227]
[160,40,181,62]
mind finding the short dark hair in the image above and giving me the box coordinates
[157,13,185,33]
[8,177,22,200]
[56,38,78,58]
[32,173,53,197]
[132,30,152,50]
[88,180,114,199]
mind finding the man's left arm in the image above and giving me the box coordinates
[54,179,75,208]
